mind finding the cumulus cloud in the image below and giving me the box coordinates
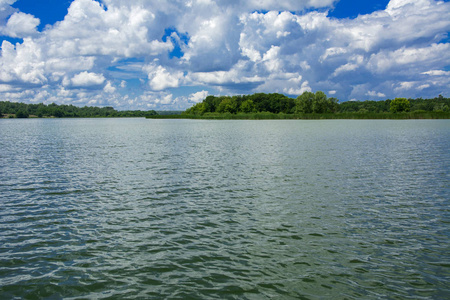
[368,43,450,74]
[189,90,209,103]
[68,71,106,87]
[145,63,184,91]
[46,0,173,57]
[2,12,40,37]
[103,81,116,93]
[187,60,264,91]
[0,39,47,85]
[0,0,449,109]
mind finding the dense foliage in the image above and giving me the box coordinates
[183,92,450,116]
[0,101,157,118]
[338,95,449,113]
[184,93,296,115]
[390,98,411,113]
[295,91,339,114]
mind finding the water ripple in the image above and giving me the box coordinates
[1,119,449,299]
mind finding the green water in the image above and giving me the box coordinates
[1,119,449,299]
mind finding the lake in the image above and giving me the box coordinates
[1,118,449,299]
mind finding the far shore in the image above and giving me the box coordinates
[146,111,450,120]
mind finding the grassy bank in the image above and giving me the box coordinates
[147,111,450,120]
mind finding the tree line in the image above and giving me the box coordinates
[183,92,450,116]
[184,93,298,115]
[2,93,449,119]
[0,101,157,118]
[339,95,449,113]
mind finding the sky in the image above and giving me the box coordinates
[0,0,449,111]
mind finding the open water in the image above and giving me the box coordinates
[0,118,449,299]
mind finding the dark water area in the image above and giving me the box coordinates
[1,118,449,299]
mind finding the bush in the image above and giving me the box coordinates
[390,98,410,113]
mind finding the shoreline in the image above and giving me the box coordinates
[146,112,450,120]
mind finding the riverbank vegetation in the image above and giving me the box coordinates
[0,101,157,118]
[147,92,450,119]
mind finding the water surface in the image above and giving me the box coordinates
[1,119,449,299]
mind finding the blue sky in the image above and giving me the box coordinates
[0,0,449,110]
[328,0,390,18]
[11,0,72,30]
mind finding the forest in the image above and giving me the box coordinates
[179,92,450,119]
[0,101,157,118]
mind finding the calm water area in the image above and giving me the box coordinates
[0,118,449,299]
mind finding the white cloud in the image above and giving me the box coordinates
[0,0,17,5]
[417,84,430,90]
[103,81,116,93]
[332,63,359,77]
[0,84,17,92]
[145,63,184,91]
[300,61,311,70]
[189,90,208,103]
[0,39,47,85]
[2,12,40,38]
[45,56,95,74]
[244,0,335,11]
[366,90,386,97]
[284,81,311,95]
[69,71,106,87]
[395,81,415,91]
[159,94,173,105]
[422,70,450,76]
[386,0,432,15]
[46,0,173,58]
[188,60,263,88]
[263,46,282,72]
[320,47,347,62]
[240,41,262,62]
[368,43,450,74]
[133,91,181,109]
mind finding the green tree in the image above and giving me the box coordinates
[433,103,449,112]
[203,95,222,113]
[390,98,410,113]
[295,91,314,113]
[240,100,255,113]
[16,110,29,118]
[37,107,45,118]
[217,98,238,114]
[327,97,339,113]
[53,108,65,118]
[194,102,207,115]
[313,91,327,113]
